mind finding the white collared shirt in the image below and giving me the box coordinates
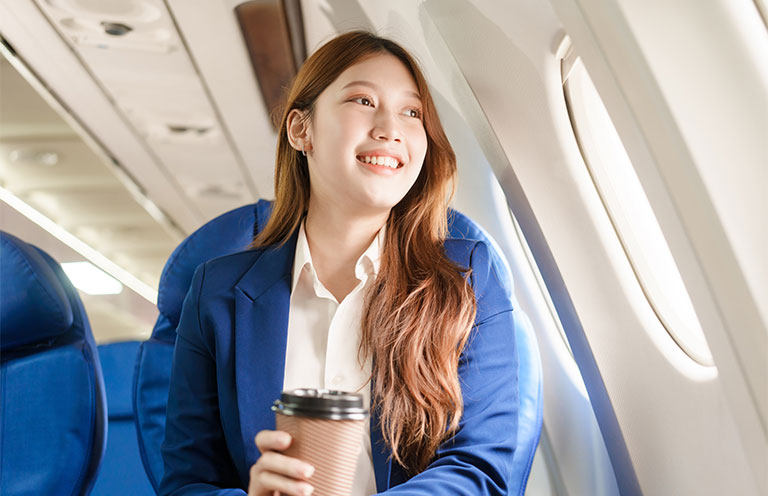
[283,222,381,495]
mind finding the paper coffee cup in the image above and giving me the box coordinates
[272,389,367,496]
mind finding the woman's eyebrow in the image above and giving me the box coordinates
[342,80,421,100]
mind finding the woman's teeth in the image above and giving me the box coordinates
[359,155,400,169]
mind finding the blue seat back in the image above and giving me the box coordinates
[0,231,107,496]
[134,202,542,494]
[447,211,544,496]
[91,341,154,495]
[134,200,273,490]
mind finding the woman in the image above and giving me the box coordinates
[160,31,519,496]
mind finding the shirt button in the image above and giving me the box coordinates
[332,375,344,386]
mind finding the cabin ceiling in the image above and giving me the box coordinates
[27,0,277,220]
[0,0,559,342]
[0,0,303,340]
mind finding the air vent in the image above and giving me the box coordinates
[138,121,220,144]
[190,182,246,200]
[45,0,174,52]
[167,124,213,136]
[101,21,133,36]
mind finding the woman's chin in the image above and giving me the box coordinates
[347,193,405,216]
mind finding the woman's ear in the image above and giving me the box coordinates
[286,109,311,152]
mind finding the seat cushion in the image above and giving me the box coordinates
[90,341,154,495]
[99,341,142,418]
[0,345,100,496]
[90,420,155,496]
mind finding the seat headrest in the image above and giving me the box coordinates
[153,200,273,342]
[1,231,74,350]
[447,209,515,299]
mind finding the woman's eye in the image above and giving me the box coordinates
[354,97,373,107]
[404,108,422,119]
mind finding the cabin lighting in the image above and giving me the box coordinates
[0,186,158,303]
[62,261,123,295]
[8,149,60,167]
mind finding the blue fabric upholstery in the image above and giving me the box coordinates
[134,200,273,490]
[91,341,154,495]
[134,202,542,494]
[446,212,544,496]
[0,231,107,496]
[0,233,73,349]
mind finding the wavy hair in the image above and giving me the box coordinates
[252,31,476,473]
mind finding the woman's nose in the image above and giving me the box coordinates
[371,111,402,142]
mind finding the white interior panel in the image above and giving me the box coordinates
[0,0,203,233]
[169,0,276,199]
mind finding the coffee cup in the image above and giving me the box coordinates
[272,389,368,496]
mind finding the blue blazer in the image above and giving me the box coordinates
[159,230,519,495]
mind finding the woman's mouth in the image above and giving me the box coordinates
[356,155,404,172]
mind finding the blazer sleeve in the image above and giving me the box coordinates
[382,241,520,495]
[159,263,247,496]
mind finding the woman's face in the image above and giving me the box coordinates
[305,53,428,215]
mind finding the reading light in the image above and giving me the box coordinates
[62,261,123,295]
[8,149,60,166]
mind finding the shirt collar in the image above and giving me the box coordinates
[291,221,385,293]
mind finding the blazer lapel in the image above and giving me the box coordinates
[234,231,297,465]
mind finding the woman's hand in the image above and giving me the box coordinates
[248,430,315,496]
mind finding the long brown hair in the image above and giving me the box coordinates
[253,31,476,473]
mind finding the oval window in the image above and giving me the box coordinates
[561,50,714,366]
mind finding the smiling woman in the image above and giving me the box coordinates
[293,53,427,214]
[257,31,475,476]
[158,31,519,496]
[2,1,765,495]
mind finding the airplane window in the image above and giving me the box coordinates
[561,55,715,366]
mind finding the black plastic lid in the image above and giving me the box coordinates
[271,388,367,420]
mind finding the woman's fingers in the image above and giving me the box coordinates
[248,454,315,496]
[255,470,314,496]
[249,430,315,496]
[255,429,292,453]
[258,451,315,480]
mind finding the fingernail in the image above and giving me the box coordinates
[302,484,314,496]
[304,465,315,478]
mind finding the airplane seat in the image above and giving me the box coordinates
[447,210,544,496]
[0,231,107,496]
[134,202,542,494]
[91,341,154,495]
[133,199,273,490]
